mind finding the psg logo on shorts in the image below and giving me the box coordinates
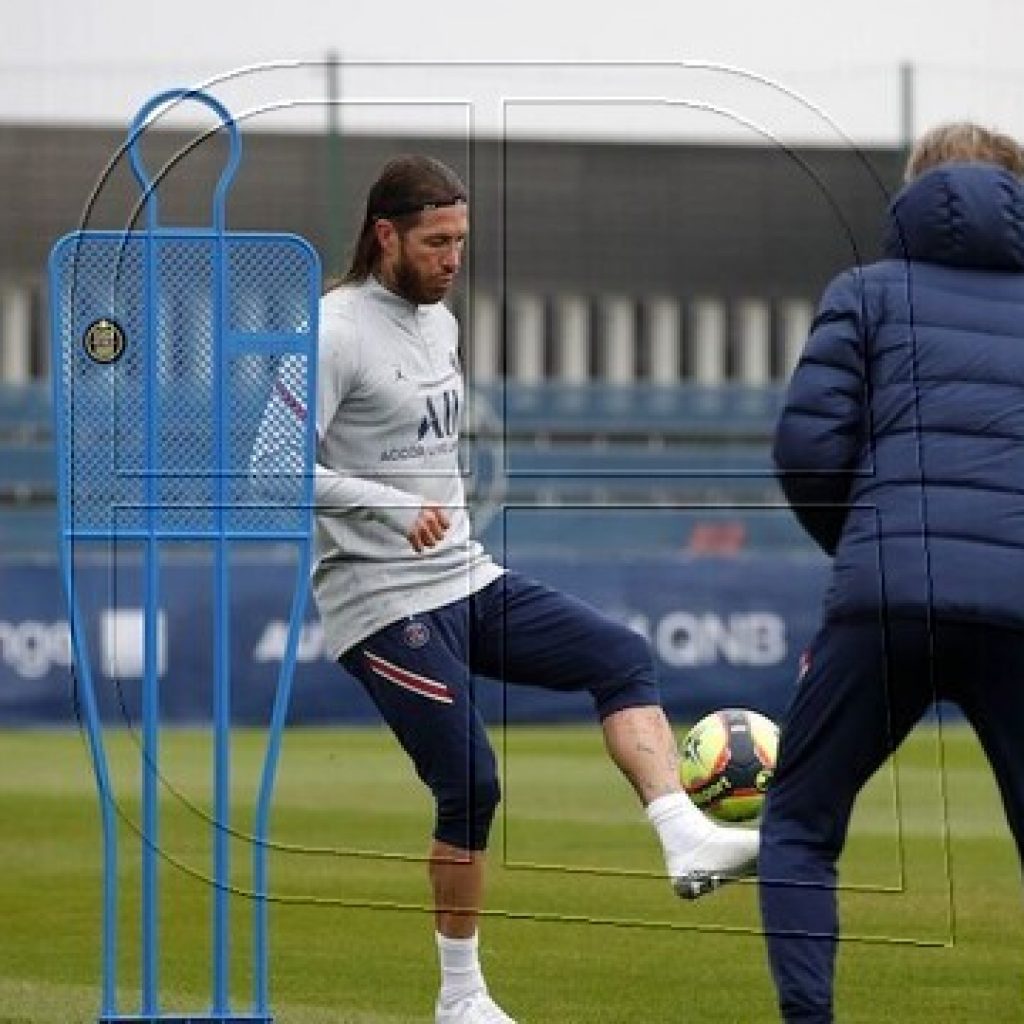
[403,619,431,649]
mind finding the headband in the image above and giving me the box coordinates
[371,197,467,220]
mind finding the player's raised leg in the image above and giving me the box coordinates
[602,703,759,898]
[473,572,759,899]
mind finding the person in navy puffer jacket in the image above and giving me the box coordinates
[759,123,1024,1023]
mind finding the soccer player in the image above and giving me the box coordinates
[761,123,1024,1022]
[260,154,759,1024]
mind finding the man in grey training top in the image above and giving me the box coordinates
[259,154,759,1023]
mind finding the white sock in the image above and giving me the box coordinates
[646,792,714,870]
[436,931,486,1006]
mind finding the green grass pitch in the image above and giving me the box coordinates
[0,723,1020,1022]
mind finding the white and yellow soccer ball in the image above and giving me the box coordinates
[680,708,779,822]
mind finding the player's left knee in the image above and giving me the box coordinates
[590,627,661,718]
[434,774,502,852]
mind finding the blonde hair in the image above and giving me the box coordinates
[905,122,1024,181]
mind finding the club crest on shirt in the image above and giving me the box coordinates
[403,619,431,649]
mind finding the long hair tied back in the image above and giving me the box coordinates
[339,155,467,285]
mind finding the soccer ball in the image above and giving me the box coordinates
[680,708,779,822]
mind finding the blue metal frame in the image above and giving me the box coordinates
[48,87,319,1024]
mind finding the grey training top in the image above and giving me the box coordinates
[303,276,502,657]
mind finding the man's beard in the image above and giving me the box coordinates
[393,250,449,305]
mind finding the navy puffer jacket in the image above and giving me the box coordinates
[775,161,1024,627]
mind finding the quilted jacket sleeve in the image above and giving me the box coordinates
[773,269,867,556]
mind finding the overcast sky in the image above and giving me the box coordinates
[5,1,1024,144]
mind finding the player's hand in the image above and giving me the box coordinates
[407,502,450,552]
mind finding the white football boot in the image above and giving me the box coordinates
[669,822,760,900]
[436,990,518,1023]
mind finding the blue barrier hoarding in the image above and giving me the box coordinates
[0,553,829,727]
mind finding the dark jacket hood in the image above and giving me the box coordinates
[883,161,1024,271]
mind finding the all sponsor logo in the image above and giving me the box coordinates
[418,389,460,441]
[380,388,463,462]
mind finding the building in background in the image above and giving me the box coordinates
[0,125,902,386]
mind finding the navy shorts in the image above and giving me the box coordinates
[339,570,660,849]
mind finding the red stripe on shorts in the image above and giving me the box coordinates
[364,650,453,704]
